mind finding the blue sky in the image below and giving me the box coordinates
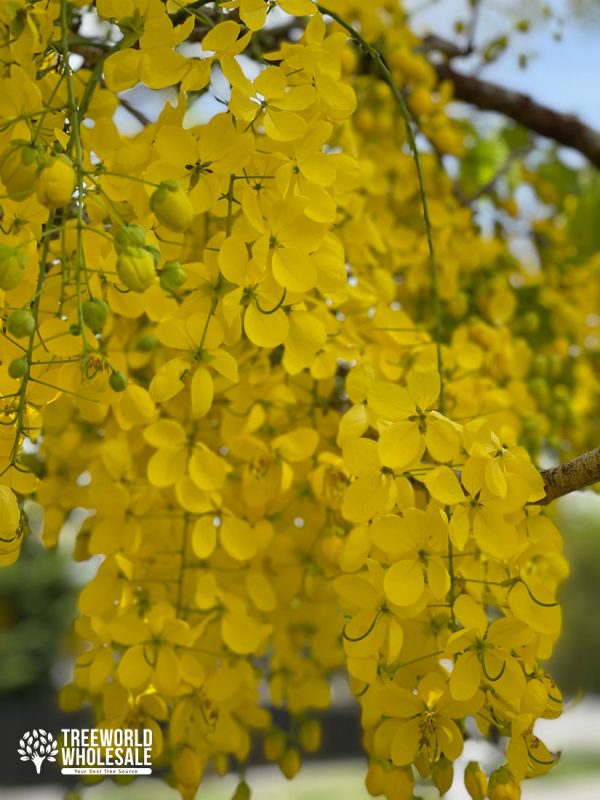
[407,0,600,127]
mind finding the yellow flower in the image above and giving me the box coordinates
[505,714,557,780]
[446,595,532,702]
[111,603,193,694]
[424,463,522,559]
[145,114,252,214]
[373,672,483,766]
[335,563,405,684]
[372,507,450,608]
[148,311,238,417]
[245,195,325,293]
[218,233,290,347]
[340,437,397,523]
[367,369,460,473]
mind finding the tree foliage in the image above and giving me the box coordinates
[0,1,599,798]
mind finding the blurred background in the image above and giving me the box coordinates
[2,0,600,798]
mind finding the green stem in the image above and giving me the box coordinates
[60,0,90,353]
[9,212,55,467]
[31,74,66,146]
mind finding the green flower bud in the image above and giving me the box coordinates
[82,298,110,334]
[136,333,158,352]
[6,309,35,338]
[159,260,188,292]
[109,371,128,392]
[69,323,81,336]
[116,247,156,293]
[0,142,43,200]
[0,244,27,291]
[36,155,76,209]
[150,180,194,232]
[113,224,147,253]
[8,357,28,379]
[143,244,161,265]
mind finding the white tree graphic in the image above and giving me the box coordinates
[18,730,58,774]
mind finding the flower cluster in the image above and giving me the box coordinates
[335,366,565,797]
[0,1,592,798]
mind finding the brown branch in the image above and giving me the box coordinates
[118,97,150,127]
[435,62,600,170]
[539,448,600,504]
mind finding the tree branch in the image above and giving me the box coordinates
[539,448,600,504]
[435,62,600,169]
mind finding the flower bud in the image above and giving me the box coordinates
[464,761,487,800]
[0,244,26,290]
[263,728,286,762]
[0,142,43,199]
[279,748,301,780]
[382,766,414,800]
[172,747,201,795]
[0,485,20,538]
[36,155,76,208]
[432,755,453,795]
[159,260,188,293]
[7,309,35,338]
[0,484,21,565]
[298,718,321,753]
[116,246,156,293]
[365,762,386,796]
[231,780,251,800]
[136,333,158,352]
[113,224,147,253]
[144,244,161,265]
[109,371,128,392]
[82,298,109,334]
[150,180,193,232]
[414,753,430,778]
[488,766,520,800]
[8,357,28,379]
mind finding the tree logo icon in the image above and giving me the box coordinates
[18,730,58,774]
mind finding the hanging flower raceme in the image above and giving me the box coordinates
[0,1,578,799]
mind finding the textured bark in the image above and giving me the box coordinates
[435,63,600,169]
[539,448,600,504]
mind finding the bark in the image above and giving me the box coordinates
[539,447,600,504]
[435,62,600,169]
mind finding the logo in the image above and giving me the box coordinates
[18,730,58,774]
[18,727,153,777]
